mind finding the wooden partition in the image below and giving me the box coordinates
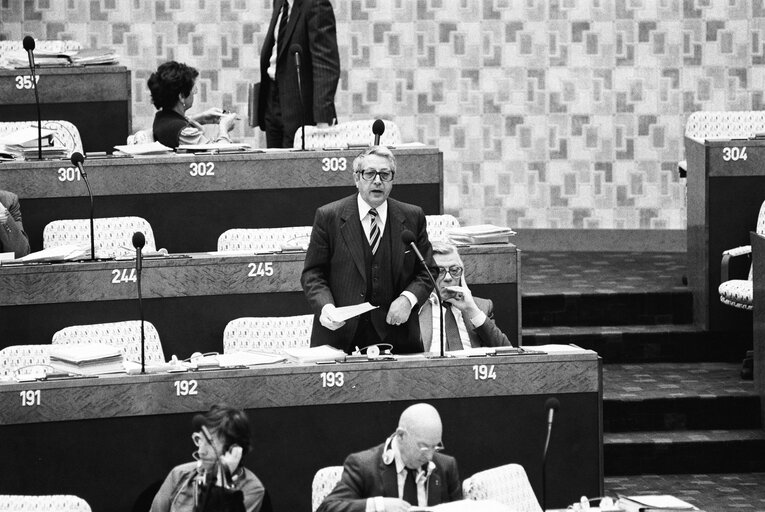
[1,147,443,253]
[0,243,520,357]
[0,66,131,152]
[0,351,602,512]
[685,136,765,334]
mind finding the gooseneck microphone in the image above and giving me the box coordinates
[290,43,306,151]
[372,119,385,146]
[542,397,560,512]
[401,230,445,358]
[23,36,43,160]
[70,152,95,261]
[132,231,146,374]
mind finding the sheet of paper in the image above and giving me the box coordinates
[625,495,697,510]
[333,302,378,322]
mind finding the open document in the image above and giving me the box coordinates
[332,302,378,322]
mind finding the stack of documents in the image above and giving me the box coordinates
[447,224,516,245]
[70,48,118,66]
[49,343,125,376]
[617,495,699,511]
[0,127,68,160]
[11,244,89,264]
[114,141,174,157]
[283,345,346,364]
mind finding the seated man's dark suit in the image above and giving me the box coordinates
[317,442,462,512]
[301,194,435,353]
[0,190,30,258]
[419,296,512,350]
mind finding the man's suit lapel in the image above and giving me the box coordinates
[380,455,398,498]
[339,197,367,281]
[277,0,302,61]
[389,200,407,280]
[427,463,444,505]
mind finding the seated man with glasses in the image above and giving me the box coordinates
[302,145,436,354]
[151,404,265,512]
[419,241,512,353]
[318,403,462,512]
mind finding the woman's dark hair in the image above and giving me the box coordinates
[147,61,199,110]
[192,404,252,455]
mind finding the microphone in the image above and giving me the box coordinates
[290,43,306,151]
[132,231,146,374]
[22,36,43,160]
[401,230,444,358]
[372,119,385,146]
[71,152,95,261]
[541,397,560,512]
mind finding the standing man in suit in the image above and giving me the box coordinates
[0,190,30,258]
[258,0,340,148]
[301,146,436,354]
[419,241,513,352]
[317,403,462,512]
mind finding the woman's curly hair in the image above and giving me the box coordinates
[147,61,199,110]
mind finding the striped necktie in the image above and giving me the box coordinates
[277,0,290,47]
[369,208,381,254]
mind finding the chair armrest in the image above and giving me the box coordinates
[721,245,752,282]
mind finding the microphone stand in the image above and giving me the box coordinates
[294,49,305,150]
[25,45,42,160]
[71,154,95,260]
[404,236,445,358]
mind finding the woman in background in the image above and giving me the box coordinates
[150,404,265,512]
[148,61,238,148]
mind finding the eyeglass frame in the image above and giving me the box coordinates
[437,266,464,279]
[399,428,445,454]
[355,168,396,182]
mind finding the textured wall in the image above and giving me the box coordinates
[1,0,762,229]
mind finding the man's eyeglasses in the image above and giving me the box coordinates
[417,441,445,454]
[437,266,463,279]
[357,169,395,182]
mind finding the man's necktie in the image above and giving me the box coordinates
[444,303,463,351]
[402,467,418,506]
[277,0,290,47]
[369,208,381,254]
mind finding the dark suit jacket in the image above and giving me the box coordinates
[0,190,30,258]
[301,195,435,353]
[419,296,512,350]
[317,443,462,512]
[258,0,340,138]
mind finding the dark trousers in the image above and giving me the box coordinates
[264,78,295,149]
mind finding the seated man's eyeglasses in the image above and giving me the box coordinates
[417,441,445,454]
[357,168,395,182]
[437,266,463,278]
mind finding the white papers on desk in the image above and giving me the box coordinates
[177,142,252,152]
[411,499,511,511]
[0,252,15,262]
[113,141,173,156]
[217,351,286,367]
[16,244,89,263]
[447,224,516,245]
[49,343,125,375]
[332,302,378,322]
[528,344,587,353]
[283,345,345,363]
[0,127,55,147]
[618,495,698,511]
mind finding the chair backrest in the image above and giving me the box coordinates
[52,321,166,364]
[426,214,460,242]
[293,119,402,150]
[685,111,765,141]
[217,226,312,253]
[43,216,157,258]
[311,466,344,512]
[0,345,50,379]
[0,120,84,156]
[223,315,313,355]
[462,464,542,512]
[0,494,92,512]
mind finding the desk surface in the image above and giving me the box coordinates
[0,353,602,512]
[0,243,521,356]
[1,147,443,252]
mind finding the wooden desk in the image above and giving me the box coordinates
[0,352,602,512]
[0,66,131,153]
[685,137,765,333]
[0,147,443,253]
[752,231,765,428]
[0,244,520,357]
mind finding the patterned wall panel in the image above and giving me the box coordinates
[1,0,762,229]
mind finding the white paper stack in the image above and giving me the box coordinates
[447,224,516,245]
[282,345,346,364]
[49,343,125,376]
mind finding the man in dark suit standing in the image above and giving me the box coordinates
[419,241,513,352]
[317,403,462,512]
[258,0,340,148]
[301,146,436,354]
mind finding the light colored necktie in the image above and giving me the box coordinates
[369,208,380,254]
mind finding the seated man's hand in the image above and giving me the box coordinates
[219,444,243,475]
[320,304,346,331]
[444,285,481,318]
[380,498,413,512]
[386,296,412,326]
